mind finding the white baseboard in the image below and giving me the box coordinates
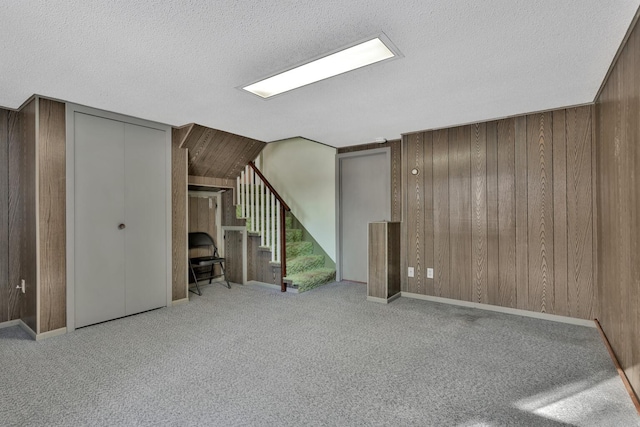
[367,293,401,304]
[35,327,67,341]
[19,320,37,339]
[400,292,595,328]
[0,320,68,340]
[171,298,189,306]
[0,319,21,330]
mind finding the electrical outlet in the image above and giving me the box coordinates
[408,267,415,278]
[427,268,434,279]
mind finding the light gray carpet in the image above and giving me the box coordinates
[0,281,638,426]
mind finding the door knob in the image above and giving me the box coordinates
[118,223,126,230]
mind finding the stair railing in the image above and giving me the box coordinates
[237,161,291,292]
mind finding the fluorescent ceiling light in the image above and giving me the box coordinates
[243,37,396,99]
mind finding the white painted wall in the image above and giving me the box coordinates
[261,138,336,262]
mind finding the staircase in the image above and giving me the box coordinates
[282,216,336,292]
[236,162,335,292]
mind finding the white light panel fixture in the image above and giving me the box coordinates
[243,37,397,99]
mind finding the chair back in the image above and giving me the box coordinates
[189,232,214,248]
[188,232,220,257]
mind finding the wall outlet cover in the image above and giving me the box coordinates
[427,268,434,279]
[408,267,415,278]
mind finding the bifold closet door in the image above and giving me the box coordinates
[123,123,166,315]
[75,113,127,327]
[74,114,167,328]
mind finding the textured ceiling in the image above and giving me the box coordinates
[1,1,638,148]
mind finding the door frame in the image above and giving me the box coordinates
[65,103,172,332]
[335,148,390,282]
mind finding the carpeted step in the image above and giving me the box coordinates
[286,254,325,275]
[286,241,313,258]
[285,268,336,293]
[286,228,302,242]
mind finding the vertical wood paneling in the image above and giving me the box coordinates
[401,107,594,321]
[224,230,243,284]
[423,132,434,296]
[566,106,594,320]
[390,140,402,222]
[527,113,554,313]
[0,109,8,324]
[449,126,472,301]
[188,196,220,277]
[221,188,244,226]
[595,12,640,397]
[514,116,529,311]
[471,123,488,303]
[171,126,188,301]
[401,136,408,292]
[8,99,37,331]
[552,110,569,317]
[368,222,387,299]
[485,122,500,306]
[246,235,258,281]
[407,132,425,294]
[432,129,449,297]
[7,110,21,321]
[497,119,516,308]
[38,99,66,332]
[387,222,401,298]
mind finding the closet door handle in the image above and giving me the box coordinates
[118,223,126,230]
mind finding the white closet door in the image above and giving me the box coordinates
[74,113,126,328]
[124,123,167,314]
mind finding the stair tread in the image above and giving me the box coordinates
[286,254,325,275]
[285,267,335,281]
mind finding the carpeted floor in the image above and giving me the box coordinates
[0,281,637,426]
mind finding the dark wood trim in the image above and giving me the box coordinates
[248,161,291,212]
[595,319,640,415]
[280,205,286,292]
[247,161,289,292]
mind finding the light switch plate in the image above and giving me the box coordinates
[408,267,415,278]
[427,268,434,279]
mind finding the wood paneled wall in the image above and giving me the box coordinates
[247,235,280,285]
[402,106,595,320]
[171,126,189,301]
[178,124,266,179]
[8,99,37,332]
[38,99,66,333]
[595,10,640,399]
[221,189,244,227]
[224,230,243,284]
[188,196,219,276]
[337,139,402,222]
[0,109,8,324]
